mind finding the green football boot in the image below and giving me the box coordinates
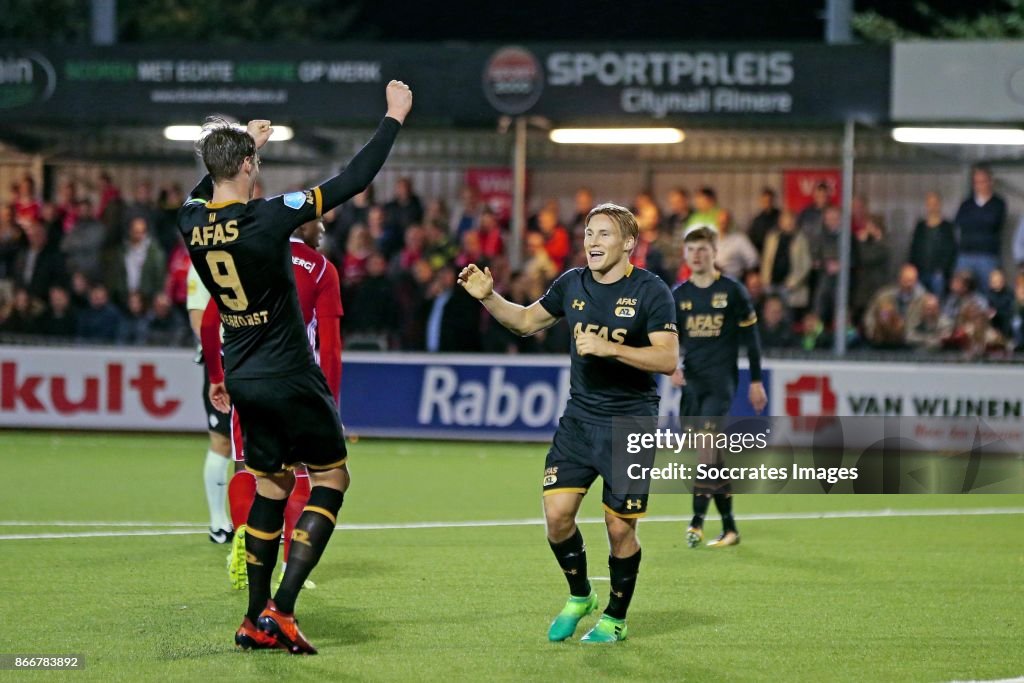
[227,526,247,590]
[580,614,628,643]
[547,592,598,642]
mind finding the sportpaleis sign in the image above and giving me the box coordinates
[0,43,889,125]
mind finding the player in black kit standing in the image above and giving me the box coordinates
[671,225,767,549]
[180,81,412,654]
[458,203,678,643]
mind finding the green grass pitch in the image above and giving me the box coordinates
[0,431,1022,682]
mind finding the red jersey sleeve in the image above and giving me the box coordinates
[200,298,225,384]
[316,261,343,404]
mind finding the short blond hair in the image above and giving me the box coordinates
[585,203,639,242]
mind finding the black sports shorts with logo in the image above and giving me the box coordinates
[226,365,347,475]
[542,415,650,518]
[202,371,231,438]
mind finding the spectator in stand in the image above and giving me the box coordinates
[759,294,795,349]
[68,270,90,312]
[391,224,425,275]
[942,269,988,324]
[761,210,812,313]
[476,208,505,260]
[863,297,907,349]
[947,299,1007,358]
[909,191,958,296]
[481,269,541,354]
[715,210,759,280]
[423,219,458,271]
[37,285,77,338]
[394,258,436,350]
[12,176,41,225]
[455,230,487,269]
[537,205,570,271]
[424,198,450,231]
[451,185,484,241]
[144,292,188,346]
[663,187,692,239]
[335,185,375,247]
[156,183,185,260]
[850,193,869,240]
[14,219,67,301]
[865,264,927,337]
[0,287,42,335]
[630,204,671,282]
[164,234,192,312]
[118,291,149,345]
[986,269,1014,338]
[96,172,125,246]
[1011,273,1024,350]
[811,206,843,325]
[954,165,1005,292]
[425,264,480,352]
[367,204,402,259]
[747,187,779,254]
[797,182,831,237]
[55,180,79,235]
[744,270,766,318]
[60,199,106,282]
[852,214,890,323]
[340,225,374,300]
[0,204,23,281]
[125,180,160,245]
[105,216,165,309]
[906,293,952,351]
[568,187,594,252]
[798,311,830,350]
[347,252,398,341]
[385,176,424,235]
[522,231,558,285]
[76,283,122,344]
[685,186,723,231]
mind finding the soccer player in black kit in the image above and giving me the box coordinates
[671,225,767,548]
[180,81,412,654]
[459,204,678,643]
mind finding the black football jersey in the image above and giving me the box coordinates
[539,265,677,421]
[672,273,757,380]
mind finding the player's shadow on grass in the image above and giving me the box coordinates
[306,608,384,646]
[630,607,718,637]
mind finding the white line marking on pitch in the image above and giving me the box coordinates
[1,507,1022,541]
[944,677,1024,683]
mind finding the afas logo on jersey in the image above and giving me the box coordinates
[615,297,637,318]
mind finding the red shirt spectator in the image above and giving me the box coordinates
[537,206,569,270]
[164,239,192,307]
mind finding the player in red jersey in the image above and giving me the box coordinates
[201,217,342,591]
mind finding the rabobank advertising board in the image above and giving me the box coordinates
[341,352,766,442]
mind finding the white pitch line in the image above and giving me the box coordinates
[944,677,1024,683]
[1,507,1022,541]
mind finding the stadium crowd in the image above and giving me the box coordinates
[2,166,1023,358]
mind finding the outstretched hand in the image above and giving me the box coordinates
[457,264,493,300]
[246,120,273,149]
[385,80,413,125]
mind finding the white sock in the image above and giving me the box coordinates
[203,449,231,530]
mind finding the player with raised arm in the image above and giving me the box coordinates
[459,203,678,643]
[204,218,342,593]
[179,80,411,654]
[671,225,767,548]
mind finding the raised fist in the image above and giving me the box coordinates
[385,80,413,125]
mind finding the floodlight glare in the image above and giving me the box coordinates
[892,127,1024,145]
[549,128,684,144]
[163,124,294,142]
